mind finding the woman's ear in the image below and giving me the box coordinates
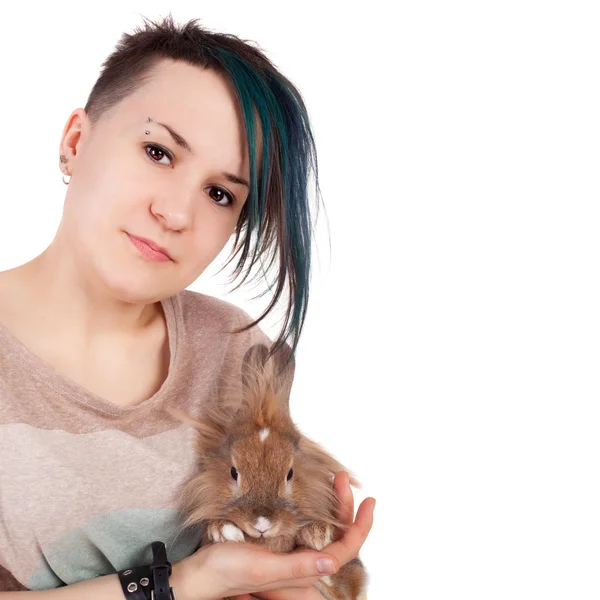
[59,108,88,172]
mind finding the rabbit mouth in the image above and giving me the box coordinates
[246,524,279,539]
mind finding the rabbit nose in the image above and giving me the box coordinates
[254,517,272,533]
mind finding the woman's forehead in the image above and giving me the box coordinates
[99,60,263,172]
[125,63,243,132]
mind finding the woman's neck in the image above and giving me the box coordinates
[0,243,162,347]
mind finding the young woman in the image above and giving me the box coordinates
[0,14,375,600]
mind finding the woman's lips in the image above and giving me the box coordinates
[127,233,173,262]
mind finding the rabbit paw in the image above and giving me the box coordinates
[313,578,335,599]
[206,519,245,543]
[295,521,334,551]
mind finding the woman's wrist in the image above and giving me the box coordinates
[170,555,220,600]
[170,559,196,600]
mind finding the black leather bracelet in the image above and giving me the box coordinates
[118,541,175,600]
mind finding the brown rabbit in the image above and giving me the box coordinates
[166,343,368,600]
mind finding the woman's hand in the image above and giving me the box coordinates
[173,540,334,600]
[233,588,325,600]
[229,471,375,600]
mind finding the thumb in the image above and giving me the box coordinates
[275,551,338,581]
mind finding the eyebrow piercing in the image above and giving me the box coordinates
[145,116,153,134]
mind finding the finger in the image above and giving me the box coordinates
[333,471,354,528]
[267,548,329,588]
[252,587,324,599]
[249,550,338,590]
[268,574,321,590]
[322,496,375,565]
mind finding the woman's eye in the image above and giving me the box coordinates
[145,144,233,207]
[145,143,173,166]
[206,186,234,207]
[231,467,238,481]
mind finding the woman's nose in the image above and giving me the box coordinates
[150,193,194,232]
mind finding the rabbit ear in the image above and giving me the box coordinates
[165,405,234,454]
[299,436,362,489]
[269,342,295,412]
[241,343,271,393]
[241,342,296,409]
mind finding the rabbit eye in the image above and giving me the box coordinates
[286,468,294,481]
[231,467,238,481]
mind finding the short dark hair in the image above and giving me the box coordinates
[84,13,324,359]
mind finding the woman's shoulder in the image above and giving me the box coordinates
[174,289,255,329]
[174,289,279,351]
[169,289,295,410]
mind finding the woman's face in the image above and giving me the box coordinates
[58,58,251,303]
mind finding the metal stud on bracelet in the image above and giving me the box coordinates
[118,540,174,600]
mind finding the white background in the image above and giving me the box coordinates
[1,1,599,598]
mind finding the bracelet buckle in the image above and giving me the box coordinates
[151,589,177,600]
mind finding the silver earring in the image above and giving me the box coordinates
[60,155,70,184]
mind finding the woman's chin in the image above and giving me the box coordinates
[99,269,175,305]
